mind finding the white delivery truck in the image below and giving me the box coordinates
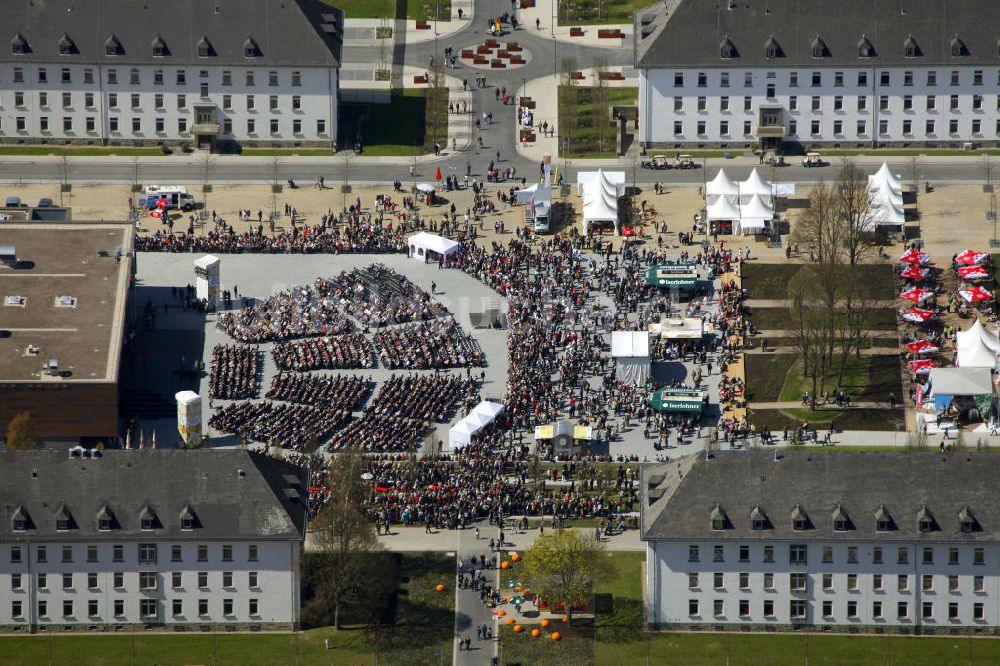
[138,185,196,211]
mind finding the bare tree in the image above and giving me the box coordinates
[270,156,282,221]
[591,59,610,155]
[197,154,216,219]
[791,181,845,267]
[835,161,878,266]
[57,155,72,207]
[558,57,579,157]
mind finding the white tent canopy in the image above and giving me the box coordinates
[611,331,650,385]
[957,318,1000,351]
[448,400,504,449]
[958,337,998,369]
[580,170,623,233]
[706,169,739,203]
[871,162,903,194]
[739,168,773,203]
[739,193,774,231]
[929,367,994,396]
[706,193,742,221]
[408,232,460,261]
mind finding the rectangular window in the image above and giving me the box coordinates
[974,70,984,86]
[847,601,858,619]
[789,600,806,620]
[743,96,752,112]
[674,72,684,87]
[922,575,934,592]
[739,599,749,618]
[763,573,774,590]
[131,93,140,109]
[129,68,139,84]
[171,545,182,563]
[177,94,187,110]
[847,574,858,591]
[810,120,820,135]
[789,71,798,87]
[822,547,832,564]
[833,95,843,111]
[822,573,832,591]
[697,121,706,136]
[37,546,46,563]
[172,572,183,589]
[173,599,183,616]
[113,572,124,588]
[200,83,209,97]
[222,545,233,562]
[903,71,913,86]
[199,598,209,616]
[37,573,47,589]
[269,71,279,86]
[974,95,983,110]
[898,602,909,620]
[140,600,157,619]
[62,92,72,109]
[14,67,24,83]
[951,70,960,86]
[11,601,22,619]
[743,120,752,136]
[738,545,749,562]
[246,71,256,86]
[847,547,858,564]
[811,71,821,87]
[155,117,165,133]
[10,573,21,590]
[857,95,867,111]
[154,69,163,85]
[949,575,959,592]
[198,572,208,588]
[108,93,119,109]
[317,119,326,135]
[223,94,232,110]
[88,573,98,590]
[719,96,729,112]
[39,117,49,132]
[249,598,259,616]
[154,93,164,109]
[743,72,752,87]
[880,71,890,86]
[248,571,258,588]
[10,546,21,563]
[764,600,774,617]
[898,547,909,565]
[89,599,99,617]
[109,117,119,132]
[138,544,157,564]
[176,70,187,85]
[63,573,73,591]
[247,95,256,111]
[222,70,232,86]
[872,574,883,591]
[14,91,24,107]
[763,546,774,563]
[139,572,157,590]
[688,599,699,616]
[108,68,117,84]
[950,94,960,111]
[713,546,724,563]
[927,71,937,86]
[38,67,47,83]
[811,96,821,111]
[713,572,724,589]
[834,71,844,87]
[223,572,234,588]
[949,548,960,565]
[975,548,985,565]
[720,72,729,87]
[789,95,798,111]
[789,573,807,591]
[822,600,833,618]
[927,95,937,111]
[975,603,985,621]
[923,548,934,564]
[114,600,124,616]
[903,95,913,110]
[688,573,698,589]
[39,92,48,108]
[223,599,234,616]
[873,601,883,619]
[292,71,302,86]
[247,118,256,134]
[269,95,279,111]
[179,118,187,133]
[975,576,985,592]
[923,602,934,620]
[63,600,73,618]
[198,545,208,562]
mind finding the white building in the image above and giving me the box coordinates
[642,451,1000,633]
[0,448,307,631]
[0,0,342,151]
[636,0,1000,151]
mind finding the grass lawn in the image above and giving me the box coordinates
[558,0,653,25]
[744,353,797,402]
[241,148,336,157]
[761,336,900,350]
[748,307,898,331]
[742,263,896,300]
[746,352,902,406]
[0,146,164,156]
[321,0,451,20]
[559,86,638,159]
[338,89,447,156]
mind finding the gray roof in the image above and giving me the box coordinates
[637,0,1000,68]
[0,449,307,542]
[642,451,999,543]
[2,0,341,67]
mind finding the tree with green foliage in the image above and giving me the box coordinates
[6,412,38,450]
[522,529,611,624]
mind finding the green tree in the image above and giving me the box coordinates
[6,412,38,450]
[522,530,611,624]
[308,447,384,629]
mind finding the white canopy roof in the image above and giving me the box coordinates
[193,254,220,270]
[739,168,773,200]
[472,401,504,419]
[873,162,903,192]
[706,169,739,197]
[929,367,994,396]
[449,401,505,449]
[408,232,460,256]
[577,170,626,189]
[706,193,742,221]
[958,337,998,369]
[740,193,774,220]
[958,318,1000,352]
[611,331,650,358]
[582,170,620,222]
[873,183,904,208]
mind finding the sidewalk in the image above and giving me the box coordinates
[513,0,631,48]
[344,10,472,47]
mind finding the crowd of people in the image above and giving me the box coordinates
[327,414,429,452]
[208,401,350,448]
[217,282,352,343]
[316,264,446,328]
[208,344,261,400]
[271,333,374,371]
[373,317,485,369]
[368,374,479,423]
[265,373,372,410]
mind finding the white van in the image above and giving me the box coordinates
[530,200,551,234]
[139,185,196,211]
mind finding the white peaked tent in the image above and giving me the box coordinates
[408,232,460,261]
[447,420,477,449]
[868,187,905,229]
[869,162,903,194]
[706,169,739,204]
[739,168,773,204]
[611,331,651,384]
[448,400,505,449]
[581,169,623,234]
[957,319,1000,369]
[738,193,774,235]
[706,193,742,222]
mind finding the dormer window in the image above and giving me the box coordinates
[832,504,851,532]
[197,35,215,58]
[11,506,29,532]
[917,505,936,533]
[180,504,198,531]
[244,36,262,59]
[875,504,894,531]
[151,34,169,58]
[719,36,738,60]
[97,505,115,531]
[105,34,124,56]
[857,34,876,58]
[710,502,730,531]
[951,35,969,57]
[904,34,921,58]
[811,35,830,59]
[54,504,73,532]
[11,32,30,56]
[57,33,77,56]
[750,504,770,530]
[959,506,979,533]
[139,504,159,530]
[791,503,810,531]
[764,35,783,59]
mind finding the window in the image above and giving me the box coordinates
[789,573,807,591]
[176,70,186,85]
[223,599,234,616]
[811,71,821,87]
[833,96,843,111]
[974,603,985,621]
[738,572,749,589]
[249,598,259,616]
[847,574,858,591]
[846,601,858,619]
[14,91,24,107]
[688,599,699,616]
[873,574,883,591]
[138,544,157,564]
[129,117,139,132]
[712,599,724,618]
[673,72,684,87]
[62,573,73,590]
[811,96,820,111]
[872,547,883,564]
[154,93,164,109]
[247,95,256,111]
[821,601,833,619]
[764,600,774,617]
[902,70,913,87]
[107,68,117,84]
[131,93,140,109]
[139,572,157,590]
[130,68,139,85]
[13,67,23,83]
[974,70,984,86]
[898,602,909,620]
[855,71,867,87]
[789,600,806,620]
[822,574,832,591]
[223,572,234,588]
[738,599,749,618]
[172,572,183,589]
[198,545,208,562]
[317,119,326,135]
[60,67,71,84]
[268,71,278,86]
[113,545,123,562]
[789,95,798,111]
[178,94,187,109]
[37,573,47,589]
[10,546,21,563]
[222,70,232,86]
[39,92,48,108]
[140,599,157,619]
[85,92,94,108]
[223,94,232,110]
[63,600,73,618]
[247,118,256,134]
[949,94,960,111]
[688,573,698,589]
[697,97,706,112]
[898,575,909,591]
[949,575,959,592]
[873,601,883,619]
[713,572,724,589]
[898,548,909,564]
[200,83,208,97]
[879,95,889,111]
[696,72,706,88]
[949,548,960,565]
[819,546,831,564]
[743,96,752,112]
[88,573,98,590]
[880,71,890,86]
[10,573,21,590]
[857,96,867,111]
[923,602,933,620]
[173,599,183,616]
[847,547,858,564]
[903,95,913,110]
[155,117,165,133]
[114,600,124,616]
[975,548,985,565]
[720,72,729,87]
[292,71,302,86]
[38,67,47,83]
[922,575,934,592]
[744,72,752,87]
[974,95,983,111]
[713,546,724,563]
[11,601,22,619]
[738,545,749,562]
[975,576,985,592]
[763,546,774,563]
[198,572,208,588]
[926,70,937,86]
[222,545,233,562]
[113,572,123,588]
[951,70,960,86]
[697,121,706,136]
[39,116,49,132]
[927,95,936,111]
[108,93,118,109]
[923,547,934,564]
[763,573,774,590]
[743,121,752,136]
[171,545,182,562]
[246,71,255,86]
[789,71,798,87]
[37,546,46,563]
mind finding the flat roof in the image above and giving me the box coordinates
[0,222,133,383]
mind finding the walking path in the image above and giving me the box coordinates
[364,523,645,552]
[454,530,497,666]
[750,401,894,410]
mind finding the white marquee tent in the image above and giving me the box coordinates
[868,162,903,195]
[408,232,460,261]
[706,169,739,204]
[611,331,651,384]
[706,193,742,222]
[448,400,505,449]
[739,168,773,204]
[957,319,1000,368]
[738,193,774,235]
[578,170,625,234]
[704,169,775,235]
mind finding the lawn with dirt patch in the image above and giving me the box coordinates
[559,86,637,159]
[743,354,797,402]
[558,0,653,25]
[748,307,898,332]
[749,407,907,432]
[742,263,896,300]
[338,89,447,156]
[321,0,451,20]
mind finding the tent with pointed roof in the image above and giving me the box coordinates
[739,168,772,204]
[869,162,903,194]
[958,336,997,369]
[706,169,739,204]
[581,169,623,234]
[706,193,742,222]
[738,193,774,235]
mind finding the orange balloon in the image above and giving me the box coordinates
[531,628,541,638]
[551,632,562,641]
[501,561,511,569]
[561,615,569,623]
[506,617,516,625]
[511,552,522,562]
[434,583,445,592]
[497,609,506,617]
[513,625,523,633]
[540,619,550,628]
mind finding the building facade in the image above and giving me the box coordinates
[642,451,1000,634]
[0,0,341,151]
[0,449,307,631]
[635,0,1000,150]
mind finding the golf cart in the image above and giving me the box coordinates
[764,153,786,166]
[674,154,696,169]
[802,152,826,168]
[641,154,671,170]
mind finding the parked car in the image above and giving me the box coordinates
[37,198,54,207]
[802,152,826,167]
[4,196,23,207]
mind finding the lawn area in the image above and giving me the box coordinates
[762,336,899,350]
[559,86,637,159]
[748,307,898,331]
[321,0,451,20]
[743,354,797,402]
[745,352,902,406]
[558,0,652,25]
[338,88,447,156]
[0,146,163,156]
[742,263,896,300]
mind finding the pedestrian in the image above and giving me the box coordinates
[475,526,480,539]
[536,17,540,29]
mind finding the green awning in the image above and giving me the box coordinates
[645,265,698,289]
[650,388,707,413]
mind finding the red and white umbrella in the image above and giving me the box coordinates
[902,307,935,323]
[955,249,988,266]
[900,287,934,303]
[958,286,994,303]
[900,266,929,280]
[149,210,162,219]
[900,248,929,265]
[906,339,939,354]
[908,359,938,374]
[958,265,990,280]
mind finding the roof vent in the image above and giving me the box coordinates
[284,488,301,502]
[640,26,655,39]
[6,295,26,306]
[238,469,246,478]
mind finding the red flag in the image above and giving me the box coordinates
[435,166,442,181]
[375,485,390,492]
